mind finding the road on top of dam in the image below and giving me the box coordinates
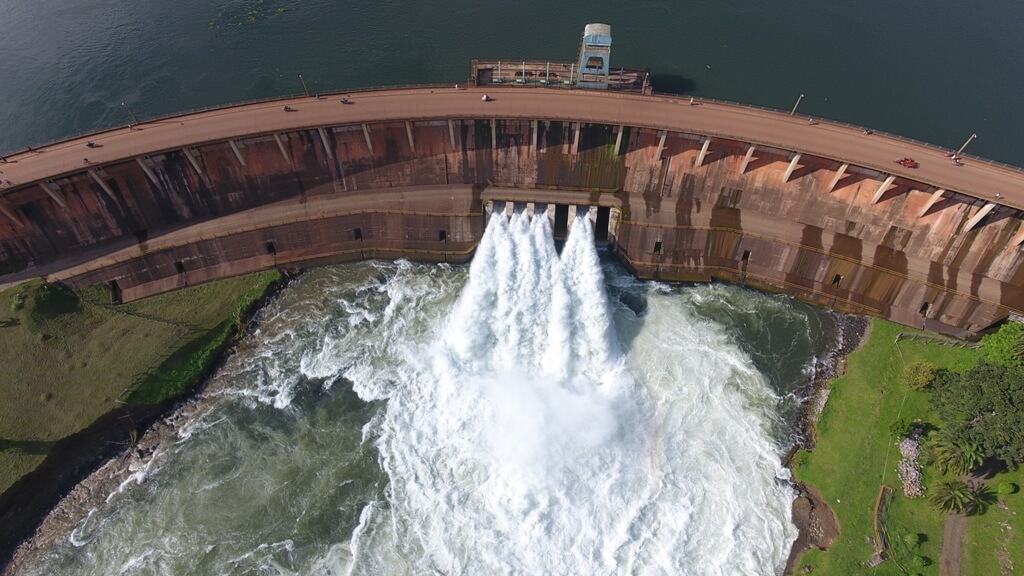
[1,85,1021,209]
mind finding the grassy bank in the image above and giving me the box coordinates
[0,272,281,493]
[794,318,1023,575]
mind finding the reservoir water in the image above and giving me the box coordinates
[20,211,831,574]
[1,1,1023,164]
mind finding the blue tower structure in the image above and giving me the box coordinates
[576,23,612,89]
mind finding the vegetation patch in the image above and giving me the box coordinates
[795,319,1024,575]
[930,361,1024,467]
[0,272,281,494]
[794,319,978,574]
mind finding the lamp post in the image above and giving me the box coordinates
[298,74,310,97]
[955,133,978,157]
[121,102,139,129]
[789,93,805,116]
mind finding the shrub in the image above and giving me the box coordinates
[890,418,917,439]
[926,431,984,476]
[928,480,994,515]
[971,484,998,514]
[904,361,936,390]
[981,322,1024,367]
[997,482,1019,495]
[790,450,810,469]
[29,282,80,317]
[930,362,1024,468]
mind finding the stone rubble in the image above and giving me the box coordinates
[896,426,925,498]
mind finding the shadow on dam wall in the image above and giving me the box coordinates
[0,109,1022,338]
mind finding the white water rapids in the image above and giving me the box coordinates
[346,209,798,574]
[21,208,815,576]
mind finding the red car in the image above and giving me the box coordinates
[895,157,919,168]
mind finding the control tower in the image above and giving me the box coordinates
[576,23,612,89]
[469,23,649,93]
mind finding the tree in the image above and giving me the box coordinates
[930,361,1024,468]
[928,481,994,516]
[929,480,973,514]
[927,431,984,476]
[970,484,998,515]
[903,532,923,548]
[904,361,936,390]
[981,322,1024,367]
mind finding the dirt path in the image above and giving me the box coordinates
[940,513,966,576]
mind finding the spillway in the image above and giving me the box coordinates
[19,208,823,575]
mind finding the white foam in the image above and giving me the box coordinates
[343,213,797,574]
[21,213,800,576]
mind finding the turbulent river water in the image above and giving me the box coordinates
[22,209,832,575]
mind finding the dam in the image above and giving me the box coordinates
[1,27,1023,338]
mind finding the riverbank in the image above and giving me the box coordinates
[790,319,988,574]
[784,313,870,574]
[0,270,294,572]
[3,368,256,574]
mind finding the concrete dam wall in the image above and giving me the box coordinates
[1,88,1022,338]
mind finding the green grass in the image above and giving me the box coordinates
[0,271,280,493]
[962,469,1023,576]
[794,319,982,575]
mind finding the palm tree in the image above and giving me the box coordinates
[928,432,984,476]
[951,440,984,476]
[929,480,996,516]
[929,480,973,515]
[970,484,997,515]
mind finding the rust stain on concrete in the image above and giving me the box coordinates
[1,113,1022,338]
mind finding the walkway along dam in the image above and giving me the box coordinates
[1,86,1023,338]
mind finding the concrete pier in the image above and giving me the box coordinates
[871,175,896,203]
[136,158,162,188]
[182,147,205,176]
[273,133,291,164]
[739,145,756,174]
[695,137,711,168]
[919,188,946,216]
[826,163,849,192]
[655,131,667,160]
[39,182,67,209]
[228,140,246,166]
[783,154,801,182]
[88,170,117,201]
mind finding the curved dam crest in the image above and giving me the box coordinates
[1,86,1023,337]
